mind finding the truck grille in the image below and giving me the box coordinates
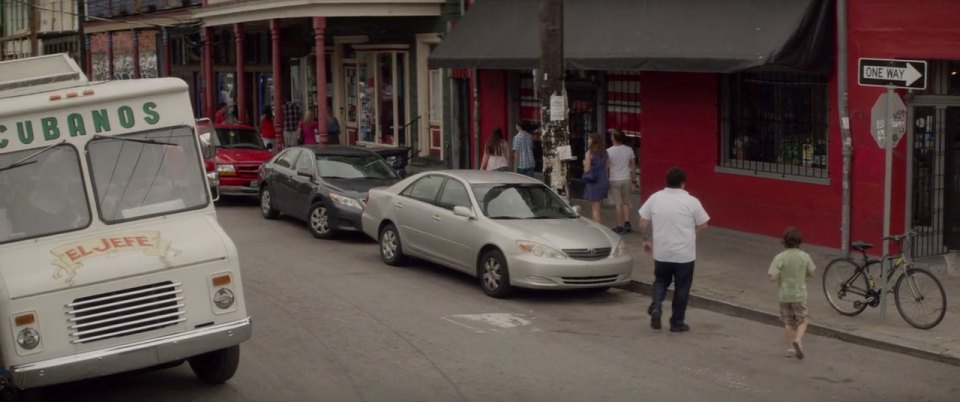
[236,163,261,177]
[562,247,612,260]
[66,282,185,344]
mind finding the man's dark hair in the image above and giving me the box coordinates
[783,227,803,248]
[612,130,626,144]
[665,167,686,188]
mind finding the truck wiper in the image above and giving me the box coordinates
[92,135,178,147]
[0,140,66,173]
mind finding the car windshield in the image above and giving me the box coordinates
[88,127,209,223]
[472,183,578,219]
[316,154,399,180]
[214,127,265,150]
[0,145,91,244]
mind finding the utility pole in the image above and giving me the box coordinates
[538,0,569,197]
[29,0,40,57]
[78,0,87,73]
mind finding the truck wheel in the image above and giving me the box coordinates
[188,345,240,385]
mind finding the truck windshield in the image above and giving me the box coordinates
[0,144,91,244]
[88,127,209,223]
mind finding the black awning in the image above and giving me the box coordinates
[428,0,834,73]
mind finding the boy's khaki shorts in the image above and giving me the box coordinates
[779,302,809,328]
[609,179,632,205]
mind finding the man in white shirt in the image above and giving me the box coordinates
[638,167,710,332]
[607,130,635,234]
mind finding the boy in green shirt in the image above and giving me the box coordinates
[768,228,817,359]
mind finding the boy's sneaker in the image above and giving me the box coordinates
[623,221,633,232]
[792,341,804,360]
[647,305,662,330]
[612,226,624,235]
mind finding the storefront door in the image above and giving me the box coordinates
[911,103,960,254]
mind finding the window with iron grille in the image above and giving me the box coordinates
[719,70,829,180]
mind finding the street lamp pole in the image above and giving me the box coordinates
[538,0,570,197]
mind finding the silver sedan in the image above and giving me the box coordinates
[361,170,633,298]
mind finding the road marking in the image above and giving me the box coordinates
[451,313,531,329]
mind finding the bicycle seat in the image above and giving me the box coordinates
[852,241,874,252]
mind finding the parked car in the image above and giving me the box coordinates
[258,145,402,238]
[361,170,633,298]
[198,122,274,198]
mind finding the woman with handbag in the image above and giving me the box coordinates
[582,132,610,222]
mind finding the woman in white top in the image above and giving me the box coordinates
[481,128,511,171]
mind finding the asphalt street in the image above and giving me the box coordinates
[44,198,960,402]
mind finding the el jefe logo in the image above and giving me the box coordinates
[49,231,181,285]
[0,102,160,149]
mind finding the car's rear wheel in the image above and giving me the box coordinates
[259,187,279,219]
[479,249,514,298]
[379,223,407,266]
[309,203,334,239]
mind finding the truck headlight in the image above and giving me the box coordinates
[217,164,237,176]
[17,328,40,350]
[213,288,235,309]
[516,240,567,260]
[329,193,363,210]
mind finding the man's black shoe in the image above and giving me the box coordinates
[669,324,690,333]
[623,221,633,232]
[648,305,662,330]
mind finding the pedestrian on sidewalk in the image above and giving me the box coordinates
[607,129,635,234]
[582,133,610,222]
[768,227,817,360]
[300,111,319,145]
[282,100,301,149]
[481,128,510,171]
[259,106,276,151]
[638,167,710,332]
[513,122,536,177]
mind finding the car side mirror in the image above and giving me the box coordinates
[453,206,477,220]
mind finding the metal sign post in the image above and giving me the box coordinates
[869,88,906,323]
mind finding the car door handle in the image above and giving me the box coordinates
[432,215,441,221]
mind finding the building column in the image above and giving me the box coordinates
[203,26,215,119]
[235,23,247,125]
[107,33,114,80]
[132,29,141,79]
[313,17,328,142]
[271,19,284,149]
[84,35,92,78]
[161,28,172,77]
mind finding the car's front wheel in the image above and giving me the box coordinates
[379,223,408,266]
[309,202,335,239]
[259,187,279,219]
[479,249,514,298]
[188,345,240,385]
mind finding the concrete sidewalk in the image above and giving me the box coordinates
[572,196,960,366]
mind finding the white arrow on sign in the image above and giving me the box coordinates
[862,64,923,86]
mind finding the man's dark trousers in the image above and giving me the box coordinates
[650,260,695,327]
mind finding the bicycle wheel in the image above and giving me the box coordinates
[822,258,871,316]
[894,267,946,329]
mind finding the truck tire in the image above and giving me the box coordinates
[188,345,240,385]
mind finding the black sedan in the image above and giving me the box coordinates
[258,146,402,238]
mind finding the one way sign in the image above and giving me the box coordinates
[859,58,927,90]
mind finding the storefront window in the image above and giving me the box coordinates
[354,51,408,147]
[719,70,829,179]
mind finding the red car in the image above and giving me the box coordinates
[198,123,273,198]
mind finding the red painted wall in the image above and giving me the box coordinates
[477,70,509,168]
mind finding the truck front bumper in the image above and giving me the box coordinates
[9,317,252,389]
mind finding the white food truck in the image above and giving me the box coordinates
[0,55,251,399]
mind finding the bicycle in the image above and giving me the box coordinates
[822,231,947,329]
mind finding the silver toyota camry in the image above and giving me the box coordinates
[361,170,633,298]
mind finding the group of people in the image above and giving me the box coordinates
[480,126,817,359]
[217,100,342,152]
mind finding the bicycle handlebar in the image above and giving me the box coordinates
[882,230,917,242]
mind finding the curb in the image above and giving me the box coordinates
[621,280,960,367]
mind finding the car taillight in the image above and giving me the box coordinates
[205,160,215,172]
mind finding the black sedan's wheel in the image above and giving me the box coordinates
[479,249,514,298]
[379,223,408,266]
[259,187,280,219]
[308,202,335,239]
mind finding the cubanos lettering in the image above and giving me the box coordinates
[0,102,160,149]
